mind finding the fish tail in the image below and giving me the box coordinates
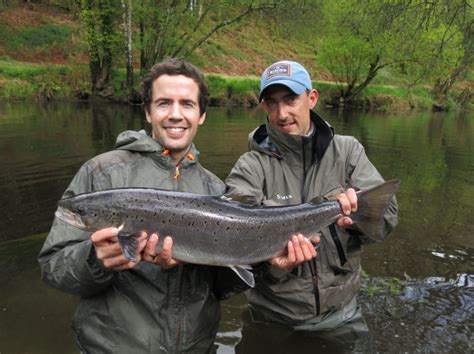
[351,180,400,241]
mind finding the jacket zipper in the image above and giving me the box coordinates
[303,139,320,315]
[308,257,320,316]
[329,224,347,266]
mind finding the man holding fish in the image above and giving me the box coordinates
[226,60,399,351]
[38,58,322,353]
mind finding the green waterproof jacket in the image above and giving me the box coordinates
[226,111,398,328]
[39,130,247,353]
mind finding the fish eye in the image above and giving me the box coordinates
[76,208,86,216]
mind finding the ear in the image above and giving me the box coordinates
[308,89,319,109]
[198,112,206,125]
[145,109,152,124]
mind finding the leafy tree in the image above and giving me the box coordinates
[81,0,120,97]
[427,0,473,108]
[317,0,470,107]
[135,0,276,73]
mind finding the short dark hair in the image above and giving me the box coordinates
[141,58,210,115]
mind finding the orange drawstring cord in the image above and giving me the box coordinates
[173,165,181,179]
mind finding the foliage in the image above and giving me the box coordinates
[0,1,471,110]
[319,35,374,90]
[134,0,276,71]
[80,0,121,96]
[316,0,472,108]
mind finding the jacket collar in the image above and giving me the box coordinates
[114,129,200,168]
[250,110,334,161]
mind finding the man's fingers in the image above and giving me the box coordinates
[95,242,122,259]
[337,216,353,227]
[145,233,159,255]
[303,237,317,258]
[337,193,351,216]
[336,188,358,216]
[160,236,173,263]
[309,234,320,245]
[294,234,307,261]
[346,188,358,212]
[287,238,296,264]
[91,227,119,246]
[102,254,133,269]
[299,234,314,260]
[137,236,148,254]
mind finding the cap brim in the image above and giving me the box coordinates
[259,80,307,101]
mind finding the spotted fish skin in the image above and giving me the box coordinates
[56,180,400,266]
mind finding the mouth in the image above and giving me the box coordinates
[278,122,296,131]
[164,126,187,137]
[55,207,87,229]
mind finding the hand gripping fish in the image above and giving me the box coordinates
[55,180,400,287]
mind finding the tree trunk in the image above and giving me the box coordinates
[139,20,147,74]
[122,0,133,93]
[344,57,381,104]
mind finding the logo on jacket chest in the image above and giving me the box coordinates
[276,193,293,200]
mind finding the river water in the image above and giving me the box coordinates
[0,101,472,352]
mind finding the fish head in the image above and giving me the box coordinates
[55,204,88,229]
[56,195,106,231]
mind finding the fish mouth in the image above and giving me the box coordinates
[55,207,87,229]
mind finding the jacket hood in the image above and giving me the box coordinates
[114,130,162,152]
[249,111,334,161]
[114,129,200,166]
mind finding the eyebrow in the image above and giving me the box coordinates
[153,97,197,104]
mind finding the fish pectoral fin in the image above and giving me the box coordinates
[230,265,255,288]
[221,194,259,206]
[118,231,143,263]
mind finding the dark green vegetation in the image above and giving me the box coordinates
[0,1,472,111]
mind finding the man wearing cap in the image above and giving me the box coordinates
[226,60,398,350]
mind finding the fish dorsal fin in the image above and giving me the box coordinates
[229,265,255,287]
[221,194,259,206]
[309,195,327,204]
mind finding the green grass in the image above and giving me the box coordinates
[0,78,36,98]
[206,74,260,105]
[0,23,75,49]
[0,59,67,78]
[0,59,89,99]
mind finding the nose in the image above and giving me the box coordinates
[275,101,289,120]
[169,102,183,120]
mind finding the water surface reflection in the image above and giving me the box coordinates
[0,102,472,352]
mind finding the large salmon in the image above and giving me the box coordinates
[56,180,399,286]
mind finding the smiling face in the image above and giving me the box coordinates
[261,84,318,136]
[145,74,206,163]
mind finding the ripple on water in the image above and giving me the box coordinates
[360,274,474,352]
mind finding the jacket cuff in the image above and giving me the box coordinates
[85,243,115,279]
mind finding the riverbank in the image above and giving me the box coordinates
[1,3,472,112]
[0,59,460,112]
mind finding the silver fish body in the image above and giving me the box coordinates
[56,180,400,266]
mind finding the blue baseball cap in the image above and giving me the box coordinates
[259,60,312,101]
